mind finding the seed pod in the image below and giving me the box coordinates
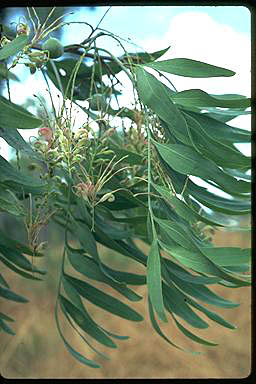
[42,37,64,59]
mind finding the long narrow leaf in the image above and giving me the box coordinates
[64,274,143,322]
[147,239,167,322]
[145,58,235,78]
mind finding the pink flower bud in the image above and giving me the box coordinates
[39,127,53,143]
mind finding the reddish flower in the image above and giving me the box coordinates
[39,127,53,145]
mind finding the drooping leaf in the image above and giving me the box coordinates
[0,311,15,322]
[0,318,16,335]
[147,296,200,354]
[0,155,47,195]
[185,110,251,144]
[60,332,101,368]
[145,58,235,78]
[171,314,218,346]
[0,127,41,160]
[171,89,250,109]
[168,271,240,308]
[160,243,250,287]
[136,66,190,145]
[187,185,251,215]
[0,188,25,216]
[0,244,46,275]
[67,250,142,302]
[202,107,251,122]
[185,297,236,330]
[72,218,123,283]
[181,112,251,169]
[162,282,209,329]
[0,35,29,60]
[60,294,117,349]
[0,96,42,129]
[201,247,251,267]
[0,254,43,281]
[0,272,9,288]
[0,285,29,303]
[0,231,42,257]
[153,141,250,195]
[62,276,129,343]
[147,239,167,322]
[153,183,229,227]
[163,258,220,285]
[0,63,19,81]
[64,273,144,322]
[122,46,170,64]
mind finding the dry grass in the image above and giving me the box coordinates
[0,229,251,379]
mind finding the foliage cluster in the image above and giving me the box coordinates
[0,8,251,368]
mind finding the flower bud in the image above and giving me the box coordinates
[39,126,53,143]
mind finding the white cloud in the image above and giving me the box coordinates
[140,11,250,97]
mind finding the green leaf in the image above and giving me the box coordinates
[153,183,227,227]
[0,63,19,81]
[73,219,122,283]
[223,168,251,181]
[0,244,46,275]
[203,107,251,123]
[185,111,251,144]
[147,239,167,322]
[155,217,198,251]
[145,58,235,78]
[0,285,29,303]
[64,273,144,322]
[61,334,101,368]
[163,258,220,285]
[0,272,9,288]
[0,231,42,257]
[0,96,42,129]
[0,318,16,335]
[201,247,250,267]
[0,35,29,60]
[0,188,25,216]
[147,296,200,354]
[60,294,117,349]
[73,217,146,266]
[160,243,250,287]
[123,46,170,64]
[153,141,250,195]
[181,112,251,169]
[67,250,142,302]
[0,155,47,195]
[172,314,218,346]
[136,66,190,145]
[162,282,209,329]
[108,144,143,165]
[186,183,251,215]
[161,262,237,329]
[62,276,129,343]
[0,254,43,281]
[171,90,250,109]
[60,283,111,361]
[0,127,41,160]
[0,311,15,322]
[186,298,236,330]
[168,272,239,308]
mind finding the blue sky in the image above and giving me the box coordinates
[78,5,250,38]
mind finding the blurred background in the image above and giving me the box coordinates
[0,5,251,379]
